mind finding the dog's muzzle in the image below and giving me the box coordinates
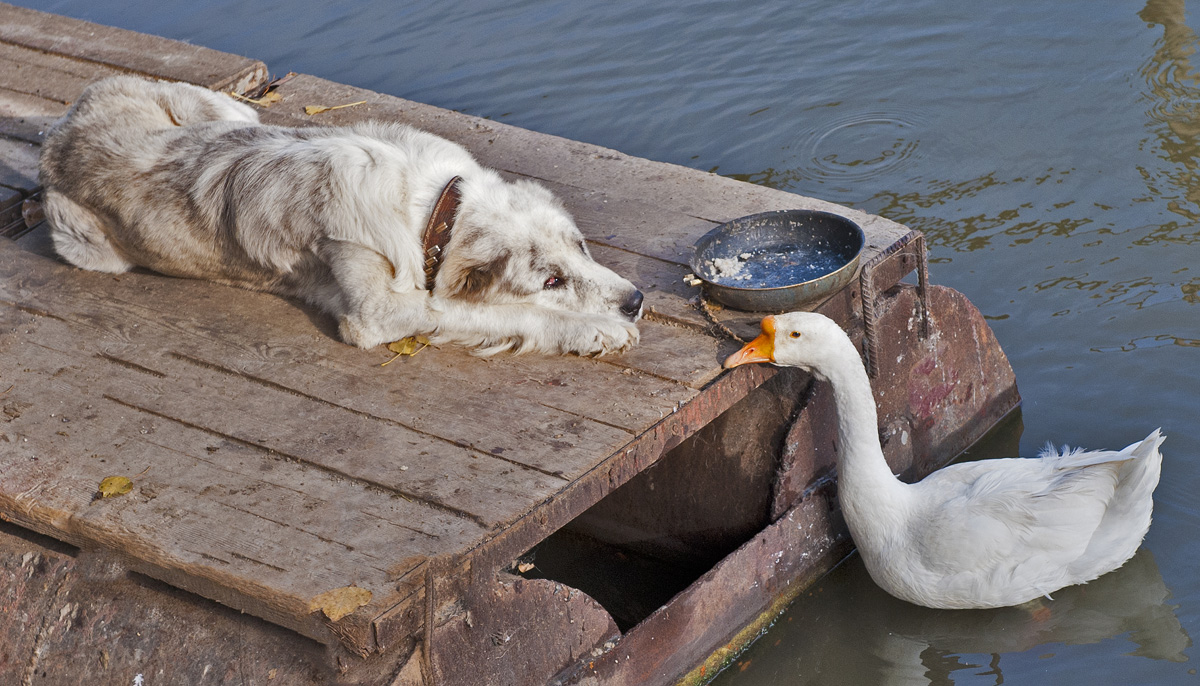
[620,289,644,321]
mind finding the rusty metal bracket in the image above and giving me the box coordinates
[858,231,930,377]
[2,187,41,240]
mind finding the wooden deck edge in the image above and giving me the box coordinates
[0,502,341,647]
[0,2,268,93]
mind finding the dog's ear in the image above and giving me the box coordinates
[441,250,510,301]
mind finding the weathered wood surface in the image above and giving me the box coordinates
[0,2,266,94]
[0,522,360,686]
[0,4,981,682]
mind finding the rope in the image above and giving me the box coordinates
[696,296,747,344]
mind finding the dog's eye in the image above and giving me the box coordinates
[544,275,566,289]
[790,331,802,339]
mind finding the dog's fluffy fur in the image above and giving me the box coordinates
[39,76,643,355]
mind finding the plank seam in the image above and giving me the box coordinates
[145,438,446,542]
[101,393,491,528]
[95,352,167,378]
[166,351,573,481]
[0,298,69,322]
[534,401,636,434]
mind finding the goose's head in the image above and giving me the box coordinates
[723,312,852,381]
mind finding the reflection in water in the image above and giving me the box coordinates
[728,0,1200,316]
[1140,0,1200,229]
[866,171,1088,254]
[1091,333,1200,353]
[714,549,1190,686]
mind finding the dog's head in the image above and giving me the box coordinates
[436,176,644,323]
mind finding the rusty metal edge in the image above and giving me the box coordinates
[672,541,852,686]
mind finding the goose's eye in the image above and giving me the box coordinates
[789,331,802,339]
[544,275,566,289]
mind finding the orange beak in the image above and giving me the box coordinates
[723,315,777,368]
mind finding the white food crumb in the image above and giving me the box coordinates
[709,257,751,281]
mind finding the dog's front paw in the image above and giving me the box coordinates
[566,317,640,357]
[338,317,389,349]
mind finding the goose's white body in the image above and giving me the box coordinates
[725,312,1164,609]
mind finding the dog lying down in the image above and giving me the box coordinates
[38,76,643,356]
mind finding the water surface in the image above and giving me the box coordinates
[19,0,1200,683]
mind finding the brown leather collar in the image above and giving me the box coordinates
[421,176,463,292]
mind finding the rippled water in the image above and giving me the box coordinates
[21,0,1200,683]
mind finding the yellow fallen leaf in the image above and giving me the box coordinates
[304,100,367,115]
[381,335,431,366]
[388,335,430,355]
[309,585,372,621]
[97,476,133,498]
[230,90,283,107]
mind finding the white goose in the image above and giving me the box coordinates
[724,312,1164,609]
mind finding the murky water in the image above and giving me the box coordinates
[21,0,1200,682]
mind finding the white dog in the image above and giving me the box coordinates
[38,76,643,355]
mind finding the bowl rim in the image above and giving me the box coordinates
[688,208,866,293]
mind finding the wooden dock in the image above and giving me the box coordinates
[0,4,1020,685]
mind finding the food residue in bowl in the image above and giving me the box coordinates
[706,244,846,288]
[710,255,752,281]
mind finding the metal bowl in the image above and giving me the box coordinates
[689,209,865,312]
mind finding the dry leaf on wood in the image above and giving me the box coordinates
[230,90,283,107]
[309,585,373,621]
[97,475,133,498]
[381,335,431,366]
[304,100,367,115]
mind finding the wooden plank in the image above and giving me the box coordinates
[0,78,65,143]
[0,242,698,651]
[587,243,712,330]
[0,384,400,645]
[0,2,267,93]
[0,233,757,650]
[0,243,636,517]
[0,41,126,107]
[18,325,568,527]
[0,134,38,191]
[14,228,702,430]
[0,313,463,646]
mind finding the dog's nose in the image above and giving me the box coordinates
[619,289,644,320]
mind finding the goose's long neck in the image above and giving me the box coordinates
[819,342,909,538]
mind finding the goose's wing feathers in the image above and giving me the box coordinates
[912,452,1126,581]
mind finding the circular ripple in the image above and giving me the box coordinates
[795,109,926,183]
